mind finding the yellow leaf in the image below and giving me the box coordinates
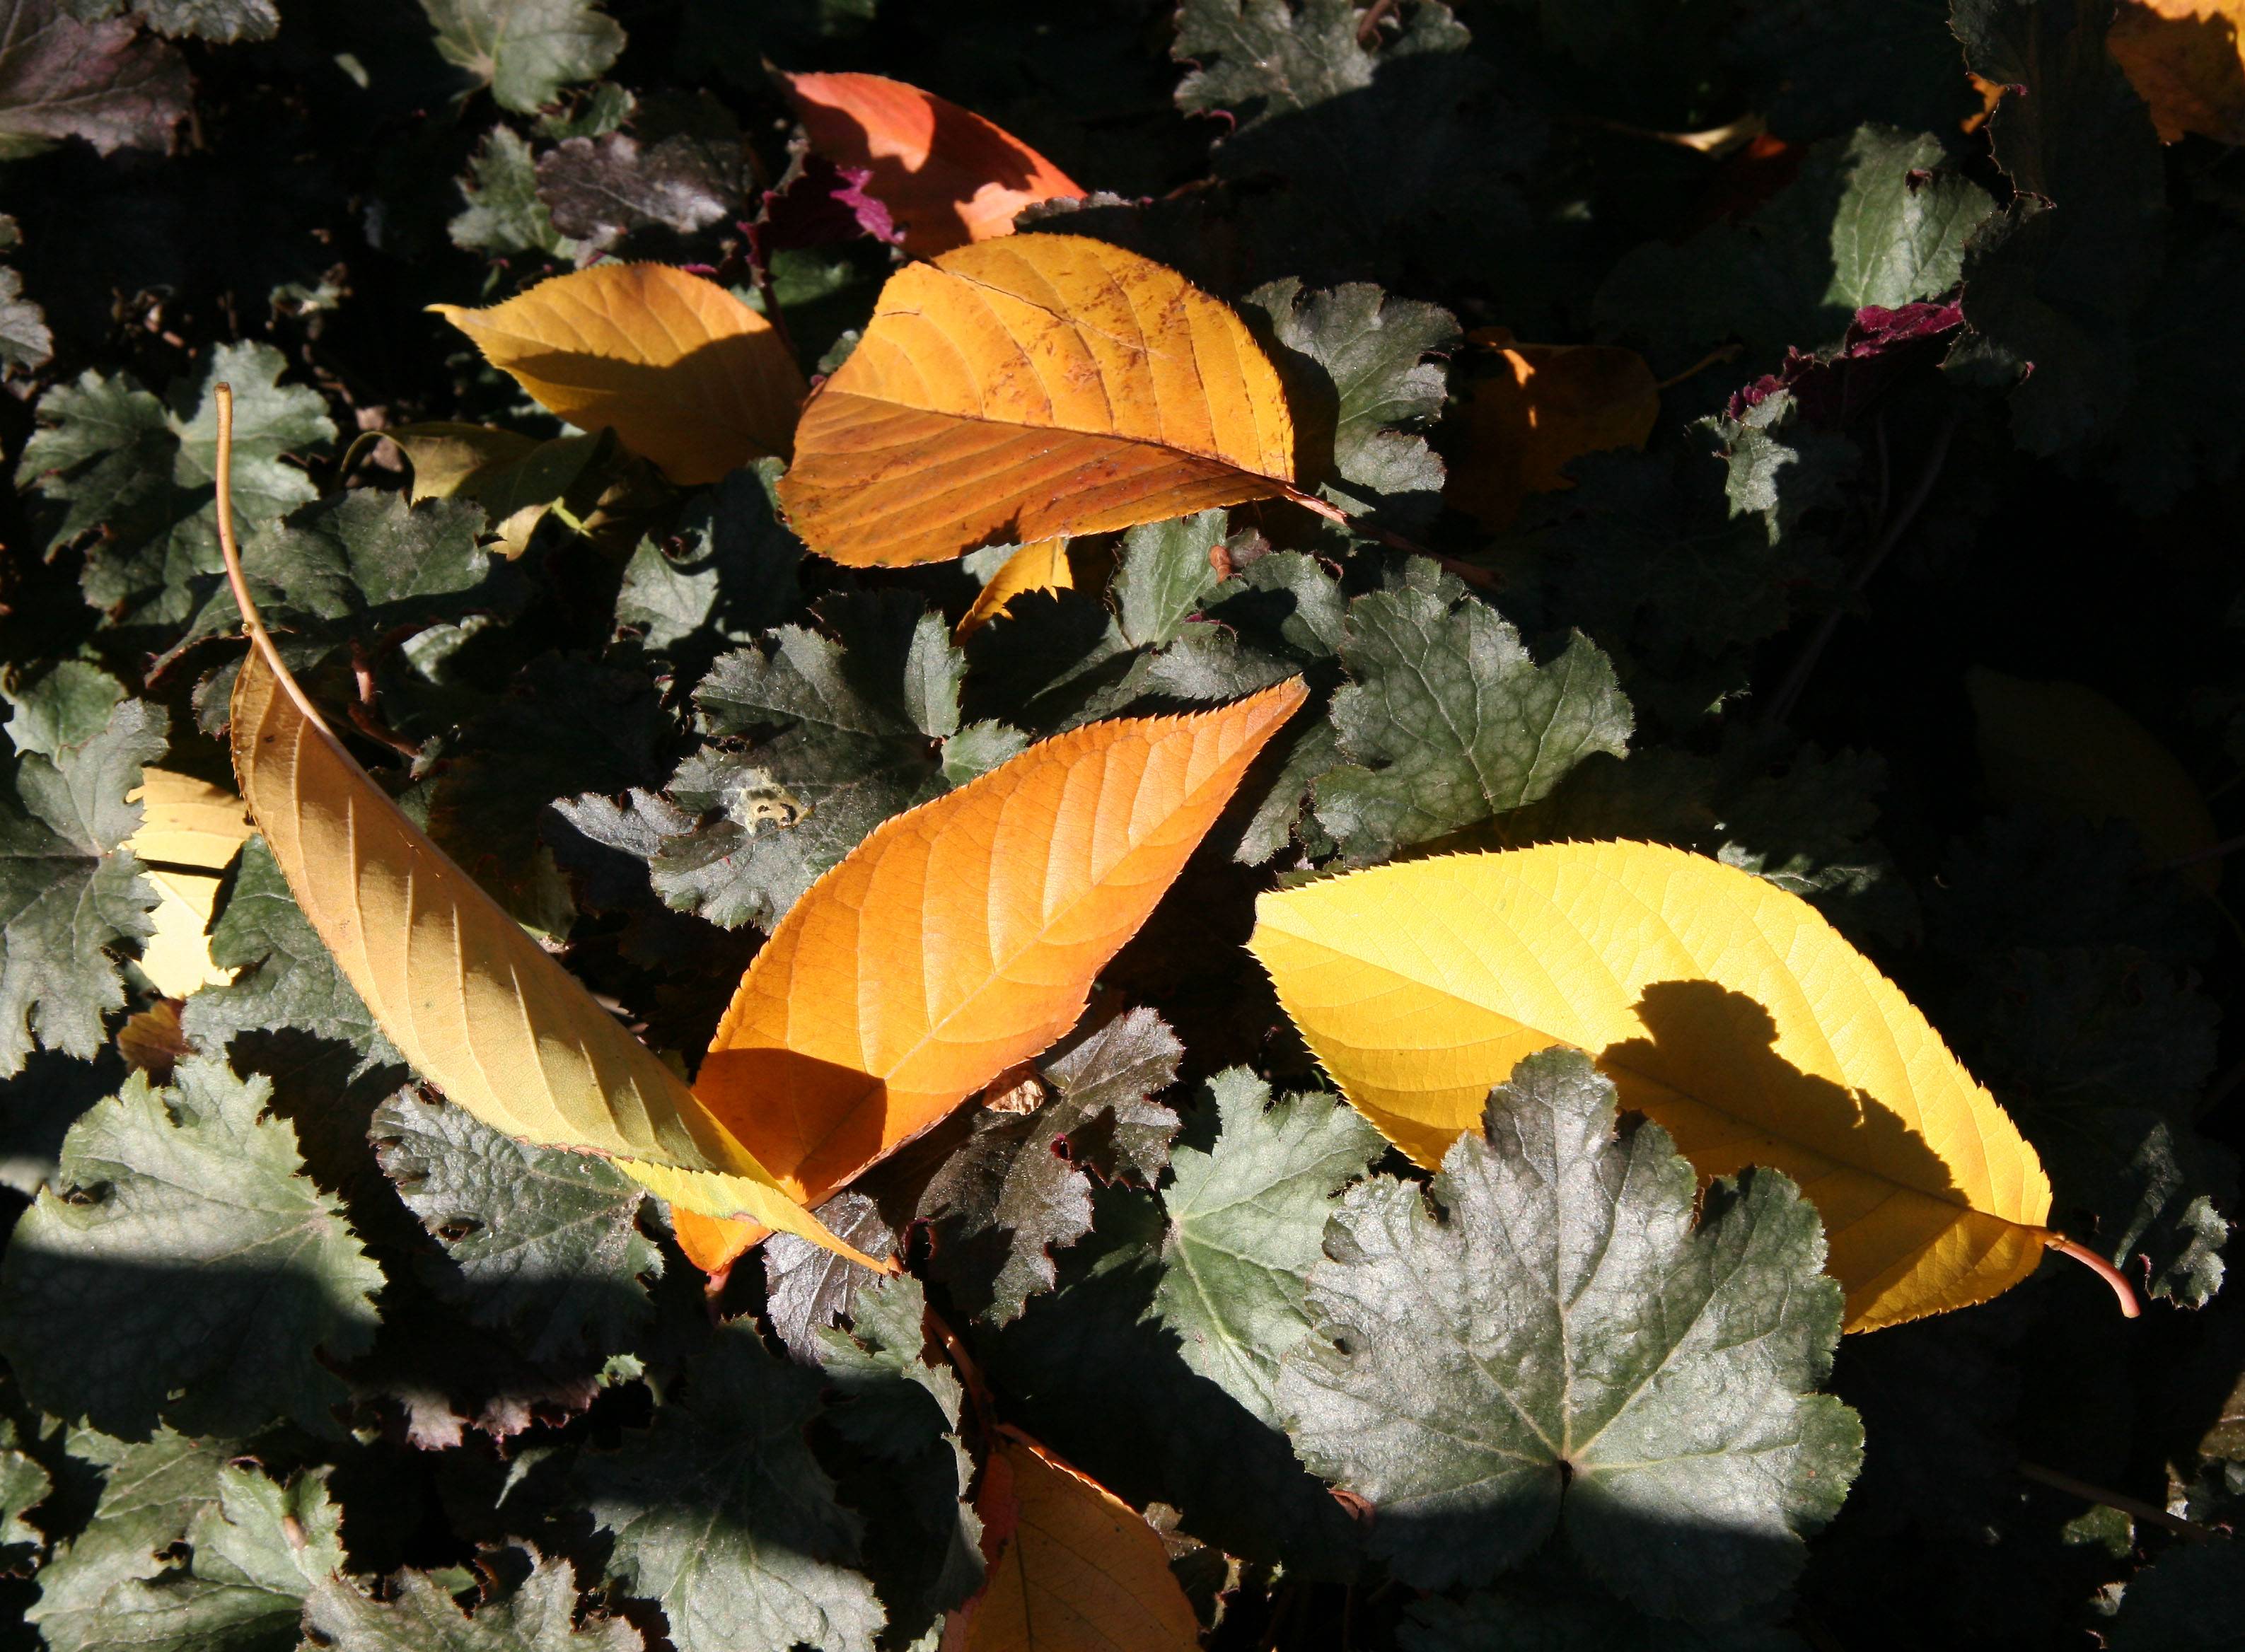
[1248,842,2058,1330]
[429,264,808,487]
[956,539,1074,639]
[207,388,874,1271]
[1968,666,2221,892]
[122,768,252,999]
[777,234,1304,567]
[2108,0,2245,145]
[786,71,1082,255]
[942,1428,1199,1652]
[1441,327,1660,532]
[694,677,1307,1215]
[383,423,615,559]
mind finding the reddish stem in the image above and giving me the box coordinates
[2046,1235,2141,1319]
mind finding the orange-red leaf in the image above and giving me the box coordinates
[942,1427,1198,1652]
[1442,327,1659,532]
[787,71,1081,255]
[429,264,807,485]
[776,235,1303,567]
[693,680,1307,1212]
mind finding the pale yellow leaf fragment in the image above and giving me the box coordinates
[122,768,252,999]
[1249,842,2058,1330]
[430,264,808,486]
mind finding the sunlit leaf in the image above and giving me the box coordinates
[787,71,1081,255]
[1250,841,2059,1328]
[692,678,1306,1226]
[777,234,1306,566]
[212,395,871,1266]
[957,540,1074,639]
[431,263,806,485]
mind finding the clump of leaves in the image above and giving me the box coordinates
[0,2,2237,1649]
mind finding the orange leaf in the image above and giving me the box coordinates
[429,264,807,486]
[787,71,1082,255]
[956,540,1075,639]
[777,234,1304,567]
[1442,327,1659,533]
[943,1427,1199,1652]
[693,679,1307,1214]
[2108,0,2245,146]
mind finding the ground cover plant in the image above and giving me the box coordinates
[0,1,2242,1647]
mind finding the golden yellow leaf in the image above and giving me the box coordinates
[693,677,1308,1215]
[122,768,252,999]
[2108,0,2245,145]
[786,71,1082,255]
[429,264,808,486]
[777,234,1304,567]
[1248,842,2059,1330]
[1968,666,2221,892]
[1442,327,1660,532]
[956,540,1074,639]
[942,1428,1199,1652]
[207,388,873,1269]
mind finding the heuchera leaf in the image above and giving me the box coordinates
[1249,842,2059,1329]
[76,1460,343,1648]
[1276,1049,1861,1619]
[1312,560,1635,861]
[451,127,582,260]
[18,342,334,629]
[431,263,807,485]
[307,1552,644,1652]
[0,663,163,1076]
[28,1436,344,1652]
[214,427,873,1266]
[1947,0,2166,453]
[777,235,1308,566]
[579,1321,883,1652]
[536,130,747,257]
[917,1006,1183,1324]
[811,1271,985,1636]
[420,0,623,116]
[688,678,1305,1226]
[0,0,190,161]
[1151,1070,1384,1426]
[786,71,1082,256]
[1246,278,1459,530]
[0,1059,383,1438]
[372,1090,662,1361]
[942,1426,1200,1652]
